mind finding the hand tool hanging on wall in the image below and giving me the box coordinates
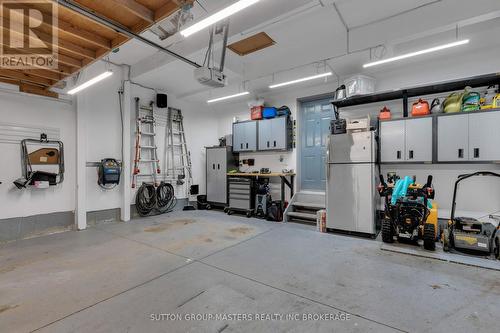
[132,98,161,189]
[13,133,64,189]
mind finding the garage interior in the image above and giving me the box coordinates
[1,0,500,332]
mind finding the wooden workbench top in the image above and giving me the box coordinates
[227,172,296,177]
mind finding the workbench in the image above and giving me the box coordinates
[227,173,296,203]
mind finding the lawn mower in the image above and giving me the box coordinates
[378,174,438,250]
[442,171,500,259]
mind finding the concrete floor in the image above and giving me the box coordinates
[1,211,500,333]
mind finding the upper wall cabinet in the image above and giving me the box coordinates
[468,112,500,161]
[437,115,469,162]
[438,111,500,162]
[380,117,433,163]
[258,117,292,151]
[233,117,292,153]
[233,121,257,152]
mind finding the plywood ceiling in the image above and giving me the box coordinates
[228,32,276,56]
[0,0,191,98]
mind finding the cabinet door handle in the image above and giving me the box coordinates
[458,149,464,159]
[397,151,401,160]
[240,143,243,149]
[213,164,215,170]
[217,164,220,170]
[274,140,277,147]
[409,150,414,160]
[267,141,270,148]
[474,148,480,158]
[246,143,249,149]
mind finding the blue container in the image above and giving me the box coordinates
[262,107,277,119]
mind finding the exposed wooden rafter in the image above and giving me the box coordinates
[0,0,188,99]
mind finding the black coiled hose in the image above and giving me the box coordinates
[136,183,157,217]
[157,182,177,213]
[135,182,176,217]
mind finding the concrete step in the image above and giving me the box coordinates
[287,211,317,221]
[291,202,325,210]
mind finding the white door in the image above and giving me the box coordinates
[380,120,405,162]
[405,118,433,162]
[469,112,500,161]
[437,115,469,161]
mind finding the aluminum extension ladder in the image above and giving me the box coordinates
[165,108,193,189]
[132,98,161,188]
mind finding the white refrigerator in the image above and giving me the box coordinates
[326,131,377,236]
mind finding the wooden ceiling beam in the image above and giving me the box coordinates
[0,69,55,86]
[1,16,96,61]
[20,83,58,98]
[8,2,113,50]
[109,0,154,23]
[58,54,83,68]
[155,1,182,21]
[22,69,62,81]
[57,20,112,50]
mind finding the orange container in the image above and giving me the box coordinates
[411,99,430,117]
[379,106,391,120]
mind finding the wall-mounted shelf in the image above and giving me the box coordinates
[332,73,500,116]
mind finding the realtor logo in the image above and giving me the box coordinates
[1,0,58,69]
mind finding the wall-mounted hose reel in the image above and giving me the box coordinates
[98,158,122,190]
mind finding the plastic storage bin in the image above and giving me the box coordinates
[344,74,375,97]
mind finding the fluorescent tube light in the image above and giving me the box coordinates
[269,72,333,89]
[363,39,470,68]
[181,0,261,38]
[68,71,113,95]
[207,91,250,103]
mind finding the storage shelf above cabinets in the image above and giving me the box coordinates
[380,109,500,164]
[232,117,293,153]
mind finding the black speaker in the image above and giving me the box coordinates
[156,94,168,108]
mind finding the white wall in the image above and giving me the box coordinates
[0,89,76,219]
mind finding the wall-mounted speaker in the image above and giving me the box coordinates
[156,94,168,108]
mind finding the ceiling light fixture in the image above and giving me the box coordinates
[181,0,261,38]
[207,91,250,103]
[68,71,113,95]
[269,72,333,89]
[363,39,470,68]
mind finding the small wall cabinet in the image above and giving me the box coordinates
[233,121,257,152]
[233,117,292,152]
[258,117,291,151]
[438,111,500,162]
[380,117,432,163]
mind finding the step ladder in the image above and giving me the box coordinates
[165,108,193,192]
[132,98,161,188]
